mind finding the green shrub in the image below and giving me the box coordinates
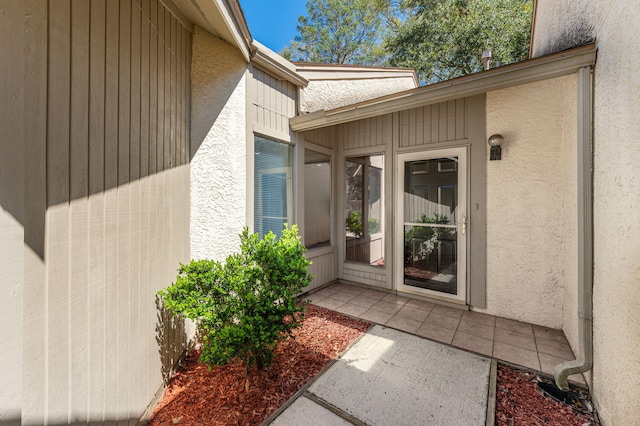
[346,210,363,236]
[158,226,312,389]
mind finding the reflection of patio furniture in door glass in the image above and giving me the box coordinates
[345,155,384,266]
[403,158,458,295]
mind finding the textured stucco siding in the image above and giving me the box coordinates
[191,28,247,261]
[301,77,417,113]
[481,75,577,329]
[533,1,640,424]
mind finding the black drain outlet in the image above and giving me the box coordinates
[536,381,592,414]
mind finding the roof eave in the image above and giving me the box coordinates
[291,43,596,132]
[172,0,253,61]
[251,41,309,87]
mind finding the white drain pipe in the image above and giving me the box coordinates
[554,65,594,389]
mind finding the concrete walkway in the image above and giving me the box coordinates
[266,325,494,426]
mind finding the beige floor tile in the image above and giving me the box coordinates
[431,304,464,319]
[361,289,387,301]
[331,291,358,303]
[416,323,456,344]
[536,338,575,359]
[306,294,327,305]
[360,308,396,325]
[533,325,568,344]
[315,297,346,310]
[494,328,536,351]
[371,300,404,315]
[348,295,381,309]
[457,319,495,340]
[493,341,540,371]
[462,311,497,327]
[538,353,586,386]
[382,293,410,306]
[404,298,435,312]
[335,302,369,318]
[395,305,430,322]
[386,315,423,334]
[452,331,493,357]
[495,317,533,335]
[423,312,461,330]
[313,287,339,298]
[341,286,366,296]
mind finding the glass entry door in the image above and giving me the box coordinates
[396,148,467,302]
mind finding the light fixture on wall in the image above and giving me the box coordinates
[488,134,504,161]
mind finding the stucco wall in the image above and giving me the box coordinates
[301,77,416,113]
[191,28,248,261]
[533,1,640,424]
[481,75,577,330]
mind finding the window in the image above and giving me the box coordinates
[345,155,384,266]
[254,136,293,238]
[304,149,331,249]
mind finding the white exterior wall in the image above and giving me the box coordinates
[301,77,417,113]
[191,28,247,261]
[481,75,577,329]
[533,1,640,424]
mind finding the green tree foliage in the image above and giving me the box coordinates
[386,0,533,83]
[158,226,312,390]
[282,0,391,64]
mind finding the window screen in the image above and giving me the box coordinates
[254,137,293,238]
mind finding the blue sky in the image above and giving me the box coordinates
[239,0,308,53]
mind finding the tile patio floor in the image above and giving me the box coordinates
[308,282,586,385]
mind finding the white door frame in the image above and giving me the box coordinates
[395,147,468,303]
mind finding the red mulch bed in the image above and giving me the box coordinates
[149,304,371,425]
[150,303,600,426]
[496,363,600,426]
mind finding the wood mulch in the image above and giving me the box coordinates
[496,363,600,426]
[149,303,600,426]
[149,304,371,425]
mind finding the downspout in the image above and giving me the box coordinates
[554,65,594,390]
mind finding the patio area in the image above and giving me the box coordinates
[307,282,586,385]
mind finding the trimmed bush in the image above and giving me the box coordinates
[158,226,312,389]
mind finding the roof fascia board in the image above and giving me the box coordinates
[295,64,419,86]
[291,44,596,131]
[176,0,252,61]
[251,41,309,87]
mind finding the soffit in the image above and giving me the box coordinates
[290,43,596,132]
[171,0,253,61]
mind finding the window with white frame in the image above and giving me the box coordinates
[254,136,293,238]
[304,149,331,249]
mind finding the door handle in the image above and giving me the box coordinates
[461,216,467,235]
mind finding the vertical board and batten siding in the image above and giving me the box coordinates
[250,65,297,137]
[22,1,192,423]
[336,114,394,150]
[301,127,335,150]
[329,98,475,292]
[398,99,468,147]
[306,250,338,292]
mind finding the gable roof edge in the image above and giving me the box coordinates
[251,41,309,87]
[291,43,596,132]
